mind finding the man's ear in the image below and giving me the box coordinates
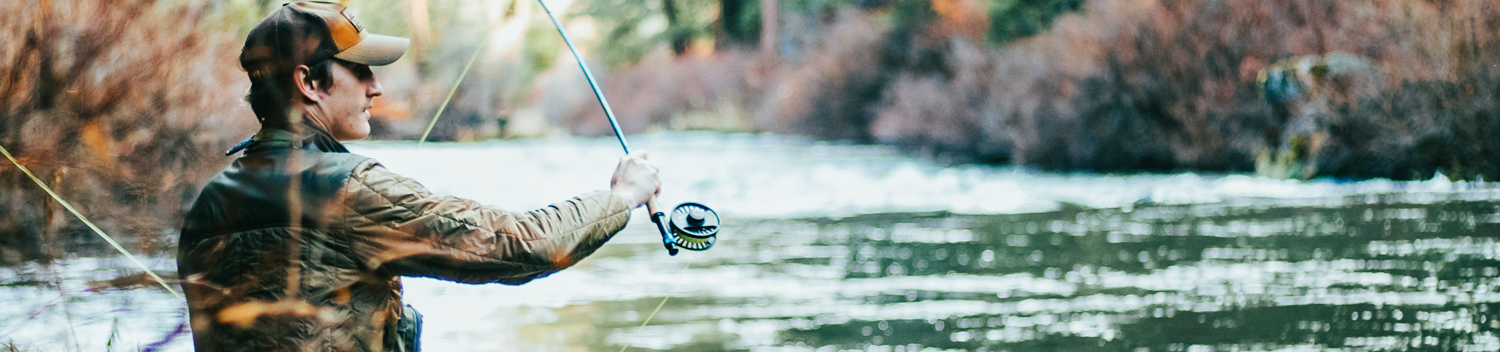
[292,65,322,103]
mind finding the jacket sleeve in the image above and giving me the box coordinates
[341,159,632,284]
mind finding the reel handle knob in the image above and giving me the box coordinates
[686,208,706,225]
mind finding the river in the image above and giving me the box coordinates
[3,133,1498,351]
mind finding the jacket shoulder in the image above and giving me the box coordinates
[180,151,377,245]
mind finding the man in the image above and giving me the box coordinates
[176,2,661,351]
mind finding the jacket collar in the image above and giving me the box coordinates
[225,124,350,156]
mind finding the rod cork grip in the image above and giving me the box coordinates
[646,196,662,215]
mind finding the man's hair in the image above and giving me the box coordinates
[245,59,338,129]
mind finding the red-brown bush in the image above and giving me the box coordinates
[872,0,1500,178]
[0,0,253,263]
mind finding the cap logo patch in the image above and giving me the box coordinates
[342,8,364,33]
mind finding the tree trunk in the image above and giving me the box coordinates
[408,0,431,76]
[759,0,777,57]
[663,0,688,55]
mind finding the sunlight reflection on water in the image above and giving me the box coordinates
[3,133,1498,351]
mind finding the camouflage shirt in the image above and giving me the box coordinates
[177,129,631,351]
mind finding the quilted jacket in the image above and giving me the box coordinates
[177,128,631,351]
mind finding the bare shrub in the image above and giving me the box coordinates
[565,9,889,141]
[0,0,252,263]
[871,0,1500,178]
[752,11,889,140]
[563,48,755,136]
[870,38,1002,161]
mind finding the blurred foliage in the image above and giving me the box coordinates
[358,0,1086,139]
[575,0,719,66]
[523,23,563,75]
[0,0,253,264]
[865,0,1500,179]
[985,0,1081,45]
[717,0,763,46]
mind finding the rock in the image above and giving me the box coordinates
[1255,53,1384,179]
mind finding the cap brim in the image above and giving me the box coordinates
[334,34,410,66]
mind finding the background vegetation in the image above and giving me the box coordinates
[0,0,252,264]
[3,0,1498,263]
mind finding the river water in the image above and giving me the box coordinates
[3,133,1499,351]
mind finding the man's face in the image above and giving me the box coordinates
[317,60,382,141]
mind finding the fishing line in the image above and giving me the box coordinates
[617,262,692,352]
[620,297,670,352]
[416,36,486,150]
[0,143,182,299]
[417,6,516,149]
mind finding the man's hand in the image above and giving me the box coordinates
[610,152,661,209]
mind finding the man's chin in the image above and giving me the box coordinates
[337,114,372,141]
[350,123,371,141]
[332,123,371,141]
[341,130,370,141]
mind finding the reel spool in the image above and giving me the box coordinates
[650,202,719,255]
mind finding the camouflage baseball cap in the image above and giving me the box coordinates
[240,1,409,77]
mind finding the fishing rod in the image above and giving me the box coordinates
[536,0,719,256]
[421,1,720,255]
[533,5,715,349]
[413,5,716,351]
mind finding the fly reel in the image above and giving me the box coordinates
[649,202,719,255]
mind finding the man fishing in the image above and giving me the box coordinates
[176,2,662,351]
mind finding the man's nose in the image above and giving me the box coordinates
[368,79,384,98]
